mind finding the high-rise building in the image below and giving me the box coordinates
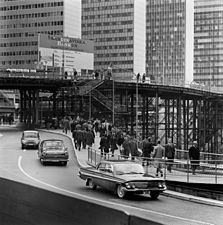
[146,0,194,84]
[194,0,223,88]
[0,0,81,70]
[81,0,146,80]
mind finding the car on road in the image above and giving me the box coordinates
[79,160,166,199]
[38,139,69,166]
[21,130,40,149]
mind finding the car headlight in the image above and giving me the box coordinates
[158,182,166,188]
[125,182,135,189]
[21,140,26,144]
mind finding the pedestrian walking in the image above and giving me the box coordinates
[99,134,110,159]
[62,116,70,134]
[142,137,153,166]
[165,138,175,172]
[122,134,130,159]
[116,130,125,155]
[109,131,118,157]
[153,139,165,177]
[128,135,139,160]
[86,128,95,151]
[189,141,200,175]
[75,128,84,151]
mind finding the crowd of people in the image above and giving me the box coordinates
[58,116,186,177]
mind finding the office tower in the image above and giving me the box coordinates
[146,0,194,84]
[81,0,146,80]
[194,0,223,88]
[0,0,81,70]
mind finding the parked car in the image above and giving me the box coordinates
[38,139,69,166]
[21,130,40,149]
[79,160,166,199]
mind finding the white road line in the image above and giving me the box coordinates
[18,156,213,225]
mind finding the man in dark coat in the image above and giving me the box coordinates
[189,141,200,175]
[165,138,175,172]
[142,137,153,166]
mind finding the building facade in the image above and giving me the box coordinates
[81,0,146,80]
[146,0,194,84]
[0,0,81,70]
[194,0,223,88]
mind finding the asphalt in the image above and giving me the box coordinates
[40,129,223,207]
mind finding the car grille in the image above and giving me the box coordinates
[26,141,35,144]
[133,182,158,189]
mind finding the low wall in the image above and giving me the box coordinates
[0,177,163,225]
[166,181,223,201]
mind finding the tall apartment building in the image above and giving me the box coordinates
[194,0,223,88]
[146,0,194,84]
[81,0,146,80]
[0,0,81,70]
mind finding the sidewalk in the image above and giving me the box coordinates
[41,128,223,207]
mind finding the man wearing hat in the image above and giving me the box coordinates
[189,141,200,175]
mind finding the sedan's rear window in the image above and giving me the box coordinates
[24,132,38,138]
[43,141,63,149]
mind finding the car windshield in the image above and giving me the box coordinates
[114,163,144,175]
[24,132,38,138]
[43,141,63,149]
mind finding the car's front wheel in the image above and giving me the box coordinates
[87,179,97,190]
[116,185,126,199]
[150,191,160,200]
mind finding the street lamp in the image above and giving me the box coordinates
[108,65,114,125]
[136,73,139,141]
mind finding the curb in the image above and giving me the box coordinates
[39,129,223,207]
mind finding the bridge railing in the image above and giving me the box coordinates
[87,147,223,184]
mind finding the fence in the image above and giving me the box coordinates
[87,147,223,184]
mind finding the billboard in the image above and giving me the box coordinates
[38,34,94,73]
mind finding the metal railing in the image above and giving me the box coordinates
[87,147,223,184]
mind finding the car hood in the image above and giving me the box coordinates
[116,174,163,182]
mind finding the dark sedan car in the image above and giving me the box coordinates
[38,139,69,166]
[21,130,40,149]
[79,160,166,199]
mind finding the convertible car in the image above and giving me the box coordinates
[38,139,69,166]
[79,160,166,199]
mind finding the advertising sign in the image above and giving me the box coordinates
[38,34,94,73]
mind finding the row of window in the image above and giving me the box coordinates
[82,4,133,11]
[1,51,38,56]
[96,52,133,58]
[0,11,63,20]
[0,20,63,29]
[0,1,63,11]
[1,26,63,38]
[93,36,133,42]
[1,60,35,65]
[95,44,133,50]
[0,41,38,47]
[82,12,133,19]
[95,60,134,65]
[82,28,133,35]
[82,20,133,26]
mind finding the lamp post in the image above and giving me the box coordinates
[136,74,139,141]
[108,65,114,125]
